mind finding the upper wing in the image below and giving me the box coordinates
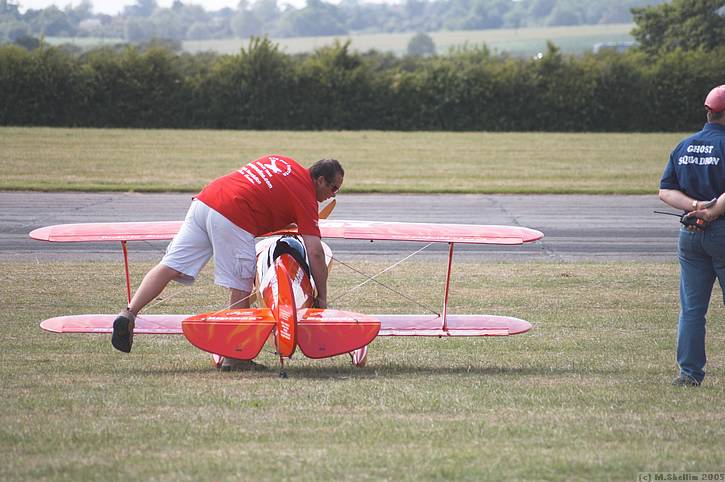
[31,219,543,245]
[30,221,183,242]
[318,220,543,245]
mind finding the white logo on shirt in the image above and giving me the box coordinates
[238,156,293,189]
[686,145,715,154]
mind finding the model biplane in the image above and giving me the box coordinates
[30,200,543,374]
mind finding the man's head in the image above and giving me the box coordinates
[310,159,344,202]
[705,85,725,123]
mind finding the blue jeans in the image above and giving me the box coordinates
[677,218,725,383]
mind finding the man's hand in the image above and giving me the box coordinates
[682,211,709,231]
[301,234,328,309]
[685,197,722,231]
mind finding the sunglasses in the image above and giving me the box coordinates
[326,178,340,194]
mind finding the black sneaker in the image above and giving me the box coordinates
[672,374,700,387]
[111,315,134,353]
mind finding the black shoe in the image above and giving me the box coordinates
[672,374,700,387]
[112,315,134,353]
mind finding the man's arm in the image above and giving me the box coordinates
[689,192,725,222]
[659,188,704,212]
[301,234,328,309]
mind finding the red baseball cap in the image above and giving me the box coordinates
[704,85,725,113]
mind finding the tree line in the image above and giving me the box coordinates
[2,0,723,132]
[1,36,722,132]
[0,0,666,43]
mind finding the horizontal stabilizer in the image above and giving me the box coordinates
[182,309,275,360]
[296,308,380,359]
[40,314,186,334]
[377,314,531,336]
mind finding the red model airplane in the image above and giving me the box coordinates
[30,201,543,375]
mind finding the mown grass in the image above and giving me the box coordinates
[1,260,723,480]
[0,127,679,194]
[182,23,635,56]
[46,23,634,57]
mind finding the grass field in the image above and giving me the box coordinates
[1,260,723,480]
[0,127,679,194]
[182,23,635,56]
[3,125,722,479]
[46,23,634,57]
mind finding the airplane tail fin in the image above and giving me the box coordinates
[273,253,380,359]
[273,256,298,358]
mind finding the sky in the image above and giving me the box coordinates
[15,0,312,14]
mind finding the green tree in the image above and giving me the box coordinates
[632,0,725,55]
[0,18,28,41]
[296,40,382,128]
[82,46,188,127]
[231,10,262,37]
[406,32,435,57]
[124,0,158,17]
[124,17,156,42]
[251,0,280,24]
[197,37,294,128]
[31,6,75,36]
[186,21,210,39]
[276,0,346,36]
[64,0,93,25]
[14,34,40,49]
[151,8,183,40]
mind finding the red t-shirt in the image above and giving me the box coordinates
[196,155,321,237]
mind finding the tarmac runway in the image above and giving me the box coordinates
[1,191,681,263]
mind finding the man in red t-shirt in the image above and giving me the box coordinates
[111,156,344,357]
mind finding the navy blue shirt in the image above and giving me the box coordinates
[660,122,725,202]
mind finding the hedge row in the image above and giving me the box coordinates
[1,39,723,132]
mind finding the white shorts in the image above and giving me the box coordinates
[161,200,256,292]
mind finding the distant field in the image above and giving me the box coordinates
[46,23,634,57]
[2,260,723,480]
[45,36,124,48]
[0,127,675,194]
[184,23,634,56]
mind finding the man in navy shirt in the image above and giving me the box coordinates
[659,84,725,387]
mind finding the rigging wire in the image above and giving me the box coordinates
[136,239,441,319]
[329,242,439,315]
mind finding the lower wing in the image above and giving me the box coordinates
[40,314,187,334]
[40,312,529,337]
[376,314,531,336]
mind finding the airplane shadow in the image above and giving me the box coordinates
[277,363,620,380]
[133,362,622,380]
